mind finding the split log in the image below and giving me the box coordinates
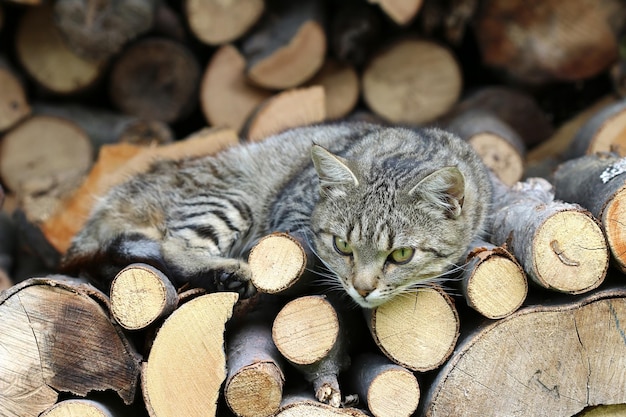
[445,109,526,186]
[42,127,238,255]
[349,353,420,417]
[367,0,423,26]
[109,263,178,330]
[272,295,351,407]
[33,102,173,149]
[444,86,554,148]
[200,44,272,132]
[15,3,104,94]
[40,399,119,417]
[422,287,626,416]
[240,0,326,90]
[248,232,310,295]
[473,0,626,84]
[362,38,462,125]
[462,240,527,319]
[277,393,369,417]
[305,59,360,120]
[0,115,93,194]
[490,177,609,294]
[224,319,286,417]
[242,86,326,142]
[553,153,626,273]
[109,38,200,123]
[53,0,157,61]
[0,277,142,417]
[142,292,239,417]
[329,0,381,67]
[0,57,31,132]
[564,99,626,159]
[366,287,460,372]
[185,0,264,45]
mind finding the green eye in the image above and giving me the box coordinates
[333,236,353,256]
[389,247,414,264]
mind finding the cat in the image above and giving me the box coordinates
[62,122,493,308]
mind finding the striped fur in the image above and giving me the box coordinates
[62,123,492,306]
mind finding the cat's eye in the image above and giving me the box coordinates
[333,236,353,256]
[389,247,414,264]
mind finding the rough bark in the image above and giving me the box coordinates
[329,0,381,67]
[277,393,369,417]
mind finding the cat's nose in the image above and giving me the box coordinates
[356,288,372,298]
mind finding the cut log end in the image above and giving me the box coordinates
[370,288,459,372]
[225,362,284,417]
[602,187,626,271]
[467,132,524,186]
[40,399,115,417]
[249,232,307,294]
[368,368,420,417]
[0,66,31,131]
[186,0,264,45]
[306,59,360,120]
[534,211,609,294]
[110,263,178,330]
[272,295,339,365]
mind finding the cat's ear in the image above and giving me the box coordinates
[409,167,465,218]
[311,145,359,195]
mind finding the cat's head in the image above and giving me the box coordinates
[310,144,472,308]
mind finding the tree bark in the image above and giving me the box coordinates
[366,286,460,372]
[185,0,264,45]
[553,153,626,273]
[142,292,239,417]
[423,287,626,417]
[490,177,609,294]
[362,38,462,125]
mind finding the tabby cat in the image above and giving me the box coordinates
[62,123,493,308]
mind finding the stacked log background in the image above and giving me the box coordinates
[2,0,626,416]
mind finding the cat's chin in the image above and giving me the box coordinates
[347,287,389,309]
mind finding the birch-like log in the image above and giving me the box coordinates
[490,177,609,294]
[553,153,626,273]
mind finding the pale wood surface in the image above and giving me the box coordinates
[185,0,264,45]
[0,58,30,132]
[305,59,360,120]
[40,399,116,417]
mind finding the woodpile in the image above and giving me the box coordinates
[2,1,626,416]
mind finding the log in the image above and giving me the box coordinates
[40,399,119,417]
[329,0,381,67]
[0,277,141,417]
[53,0,157,61]
[462,240,528,319]
[242,86,326,142]
[15,3,104,94]
[109,38,200,123]
[272,295,351,407]
[142,292,239,417]
[362,38,462,124]
[349,353,420,417]
[473,0,626,84]
[305,59,360,120]
[366,0,423,26]
[0,211,15,290]
[224,319,285,417]
[33,102,174,149]
[185,0,264,45]
[445,109,526,186]
[248,232,309,295]
[366,287,460,372]
[0,57,31,132]
[564,100,626,159]
[422,287,626,416]
[0,115,93,194]
[490,177,609,294]
[277,393,369,417]
[240,0,326,90]
[109,263,178,330]
[419,0,478,45]
[552,153,626,273]
[200,44,272,132]
[44,128,238,255]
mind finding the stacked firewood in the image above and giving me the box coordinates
[2,0,626,416]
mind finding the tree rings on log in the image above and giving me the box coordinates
[566,100,626,158]
[142,292,238,417]
[40,399,117,417]
[367,287,460,372]
[362,38,462,124]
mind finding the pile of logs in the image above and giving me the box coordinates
[2,0,626,416]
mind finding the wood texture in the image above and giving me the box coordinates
[565,100,626,159]
[277,394,369,417]
[185,0,264,45]
[0,58,31,132]
[367,0,423,25]
[367,287,460,372]
[362,38,462,124]
[490,177,609,294]
[423,287,626,416]
[305,59,360,120]
[40,399,117,417]
[142,292,239,417]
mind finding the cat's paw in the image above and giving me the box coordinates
[212,262,256,298]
